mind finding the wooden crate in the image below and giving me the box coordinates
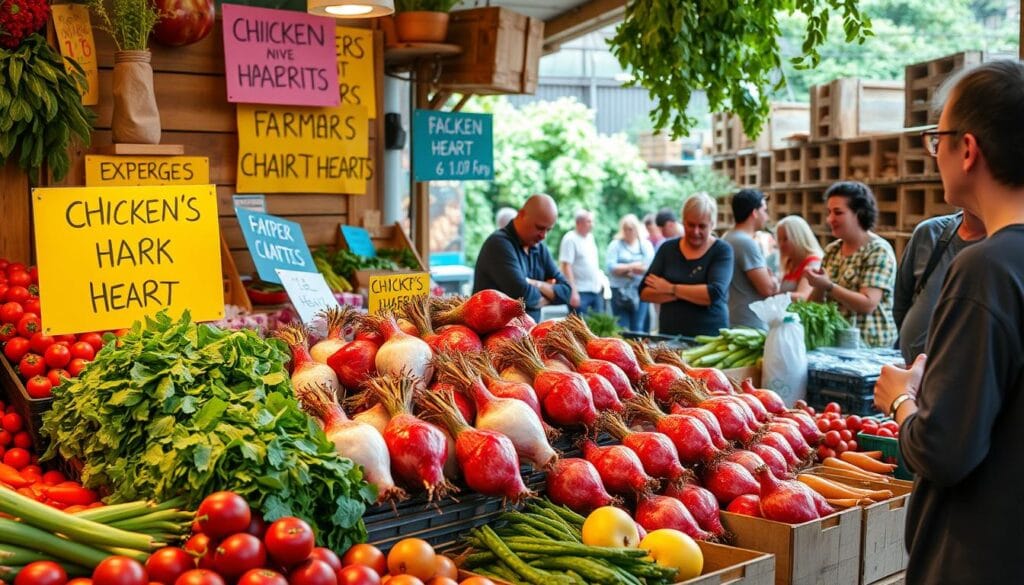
[898,132,937,180]
[804,142,841,185]
[723,364,762,387]
[683,541,776,585]
[738,152,771,188]
[771,146,804,187]
[768,190,809,224]
[870,135,901,181]
[712,155,739,185]
[806,195,827,232]
[904,51,1015,127]
[811,79,904,142]
[439,7,544,95]
[840,138,872,183]
[868,572,905,585]
[717,194,735,228]
[871,184,900,230]
[337,220,426,288]
[713,112,741,155]
[897,183,945,231]
[722,507,862,585]
[713,104,810,154]
[639,132,684,165]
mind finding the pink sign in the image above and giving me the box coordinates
[222,4,340,107]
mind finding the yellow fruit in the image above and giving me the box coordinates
[640,528,703,581]
[582,506,641,548]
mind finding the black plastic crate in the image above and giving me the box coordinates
[807,368,878,397]
[808,387,880,417]
[0,354,53,447]
[621,332,695,351]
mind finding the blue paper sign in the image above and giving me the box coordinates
[235,209,317,283]
[412,110,494,181]
[341,225,376,258]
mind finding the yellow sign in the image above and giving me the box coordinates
[336,27,376,118]
[32,185,224,335]
[51,4,99,106]
[85,156,211,187]
[236,104,371,194]
[368,272,430,315]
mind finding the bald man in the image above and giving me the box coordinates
[473,194,571,321]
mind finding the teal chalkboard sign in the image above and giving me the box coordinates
[413,110,494,182]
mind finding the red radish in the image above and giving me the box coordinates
[663,476,726,538]
[327,339,379,390]
[735,393,771,422]
[397,318,419,337]
[418,390,533,503]
[405,299,483,354]
[429,381,474,424]
[495,338,597,428]
[434,353,557,469]
[668,404,731,450]
[465,354,544,419]
[581,373,624,413]
[749,443,791,479]
[755,466,830,523]
[483,325,528,354]
[560,314,643,384]
[295,383,405,503]
[355,328,385,346]
[758,431,803,468]
[634,493,714,540]
[726,494,762,517]
[674,380,761,444]
[529,320,561,350]
[598,413,685,484]
[739,378,787,414]
[768,422,815,460]
[310,306,353,364]
[723,450,769,477]
[545,458,619,514]
[433,289,526,335]
[510,313,537,330]
[544,355,575,372]
[274,326,341,397]
[581,439,657,496]
[702,460,760,505]
[626,340,687,403]
[540,329,635,401]
[361,315,434,382]
[628,393,722,465]
[777,410,825,446]
[365,374,455,501]
[650,345,732,393]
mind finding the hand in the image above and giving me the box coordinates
[631,263,647,275]
[644,274,674,295]
[570,290,581,308]
[874,353,927,413]
[804,267,832,290]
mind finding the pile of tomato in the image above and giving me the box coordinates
[0,259,107,399]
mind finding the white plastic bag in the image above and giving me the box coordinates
[750,294,807,407]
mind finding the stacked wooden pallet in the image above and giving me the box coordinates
[904,51,1015,127]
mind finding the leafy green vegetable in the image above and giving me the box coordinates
[330,249,399,280]
[41,312,376,552]
[788,300,849,350]
[583,312,622,339]
[378,248,420,270]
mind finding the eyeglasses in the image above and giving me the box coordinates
[921,129,959,157]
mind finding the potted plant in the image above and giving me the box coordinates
[0,0,95,183]
[89,0,162,144]
[394,0,460,44]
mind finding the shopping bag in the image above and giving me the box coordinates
[750,294,807,407]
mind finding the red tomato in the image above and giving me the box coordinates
[6,262,26,274]
[19,353,46,378]
[794,399,808,410]
[6,270,31,288]
[183,533,217,570]
[337,565,381,585]
[27,266,37,284]
[877,428,895,438]
[196,491,251,539]
[173,570,225,585]
[22,297,41,317]
[67,358,89,377]
[29,333,55,356]
[13,431,32,449]
[67,579,93,585]
[824,401,842,414]
[43,344,71,369]
[342,544,386,576]
[817,445,835,461]
[265,517,315,567]
[823,430,841,448]
[92,556,148,585]
[70,342,96,361]
[146,547,197,585]
[3,412,24,433]
[20,466,42,484]
[804,406,816,415]
[42,470,67,485]
[6,286,30,304]
[5,448,32,470]
[288,560,337,585]
[839,429,853,442]
[845,415,862,432]
[78,332,105,352]
[846,440,858,452]
[881,421,900,434]
[816,418,830,432]
[213,533,267,579]
[309,548,342,572]
[16,314,41,338]
[4,337,30,362]
[0,302,24,324]
[828,418,846,432]
[860,420,879,435]
[236,570,288,585]
[0,322,16,342]
[0,430,11,446]
[14,560,67,585]
[47,369,70,387]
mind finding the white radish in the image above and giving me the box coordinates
[362,314,434,382]
[275,325,340,397]
[310,306,353,364]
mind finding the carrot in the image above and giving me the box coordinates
[825,498,866,508]
[797,474,869,499]
[823,457,891,482]
[840,451,898,474]
[859,450,883,460]
[0,464,29,488]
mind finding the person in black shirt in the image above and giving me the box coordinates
[473,194,571,322]
[640,193,733,336]
[873,60,1024,584]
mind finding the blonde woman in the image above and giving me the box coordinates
[776,215,824,301]
[606,214,654,331]
[641,194,734,336]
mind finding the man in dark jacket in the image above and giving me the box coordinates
[874,60,1024,584]
[473,194,571,322]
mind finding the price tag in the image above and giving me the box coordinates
[276,269,341,325]
[368,272,430,315]
[233,194,267,213]
[51,4,99,106]
[412,110,494,182]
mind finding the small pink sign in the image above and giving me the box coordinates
[222,4,340,107]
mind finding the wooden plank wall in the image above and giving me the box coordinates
[49,16,386,277]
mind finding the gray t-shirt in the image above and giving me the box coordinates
[724,230,767,329]
[893,214,979,363]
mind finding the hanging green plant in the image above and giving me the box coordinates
[609,0,873,140]
[0,34,95,183]
[394,0,461,12]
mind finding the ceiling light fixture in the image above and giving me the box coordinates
[307,0,394,18]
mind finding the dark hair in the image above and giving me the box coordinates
[655,208,677,227]
[937,60,1024,187]
[824,181,876,231]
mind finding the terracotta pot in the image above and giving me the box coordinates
[111,50,161,144]
[395,11,449,43]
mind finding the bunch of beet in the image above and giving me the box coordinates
[494,337,598,428]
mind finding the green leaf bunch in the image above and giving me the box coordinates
[395,0,461,13]
[787,300,850,349]
[88,0,160,52]
[608,0,873,140]
[41,311,376,553]
[0,34,95,183]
